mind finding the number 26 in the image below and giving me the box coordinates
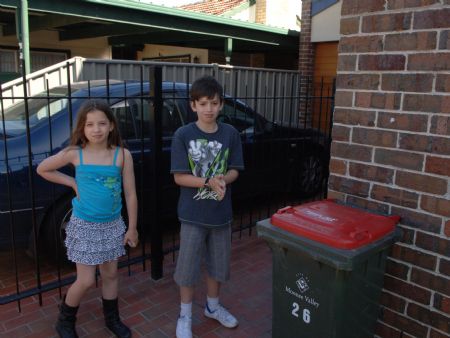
[291,302,311,323]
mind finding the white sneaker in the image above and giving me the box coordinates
[204,303,239,328]
[176,315,192,338]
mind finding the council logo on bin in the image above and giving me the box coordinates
[296,275,309,293]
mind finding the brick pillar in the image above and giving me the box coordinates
[298,0,314,127]
[255,0,266,24]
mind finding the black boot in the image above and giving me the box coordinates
[55,296,79,338]
[102,298,131,338]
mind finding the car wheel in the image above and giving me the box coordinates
[294,151,327,198]
[40,195,73,263]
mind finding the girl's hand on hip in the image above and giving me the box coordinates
[124,228,139,248]
[71,179,79,200]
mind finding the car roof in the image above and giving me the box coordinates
[59,80,188,91]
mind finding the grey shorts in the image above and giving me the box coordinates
[174,223,232,287]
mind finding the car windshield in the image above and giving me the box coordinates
[0,87,72,138]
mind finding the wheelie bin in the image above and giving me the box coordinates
[256,199,401,338]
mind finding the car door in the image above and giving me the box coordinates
[110,94,186,225]
[218,99,283,200]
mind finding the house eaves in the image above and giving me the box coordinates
[0,0,298,52]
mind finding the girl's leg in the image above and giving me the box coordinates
[99,260,131,338]
[99,260,119,299]
[65,263,97,307]
[56,263,95,338]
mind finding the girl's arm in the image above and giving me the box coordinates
[36,149,78,194]
[122,149,138,247]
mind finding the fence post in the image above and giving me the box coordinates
[149,66,164,279]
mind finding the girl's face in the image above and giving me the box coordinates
[190,94,223,125]
[83,109,113,146]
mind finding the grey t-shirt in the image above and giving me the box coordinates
[170,122,244,227]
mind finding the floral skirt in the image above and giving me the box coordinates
[65,215,126,265]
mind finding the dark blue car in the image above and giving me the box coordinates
[0,80,329,253]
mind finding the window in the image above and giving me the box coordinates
[143,54,191,63]
[0,91,70,138]
[111,96,185,140]
[162,99,184,136]
[31,51,67,72]
[0,49,17,72]
[111,100,137,140]
[220,101,255,133]
[0,48,68,74]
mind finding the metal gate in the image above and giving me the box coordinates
[0,60,334,310]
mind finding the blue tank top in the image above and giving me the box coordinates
[72,147,122,222]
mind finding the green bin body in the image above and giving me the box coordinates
[256,200,401,338]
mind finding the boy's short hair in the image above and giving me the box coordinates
[190,75,224,103]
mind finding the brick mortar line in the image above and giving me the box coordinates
[329,169,449,198]
[391,240,450,261]
[348,138,445,157]
[340,5,450,20]
[379,287,450,323]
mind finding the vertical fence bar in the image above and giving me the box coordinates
[138,65,147,272]
[0,81,22,311]
[44,79,64,298]
[149,66,164,279]
[21,59,43,305]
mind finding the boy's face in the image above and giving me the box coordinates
[190,94,223,125]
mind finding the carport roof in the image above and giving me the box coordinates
[0,0,299,53]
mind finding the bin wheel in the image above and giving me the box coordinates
[294,151,326,197]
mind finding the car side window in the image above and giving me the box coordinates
[220,101,255,133]
[111,100,138,140]
[134,99,151,138]
[162,99,184,136]
[117,97,184,139]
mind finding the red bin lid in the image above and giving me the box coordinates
[270,200,400,250]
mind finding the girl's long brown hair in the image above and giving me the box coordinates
[70,99,123,149]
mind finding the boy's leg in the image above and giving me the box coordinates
[203,225,238,328]
[180,286,195,304]
[206,275,220,298]
[174,223,207,338]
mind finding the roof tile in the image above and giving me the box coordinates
[178,0,247,16]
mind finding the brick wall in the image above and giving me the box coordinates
[332,1,450,337]
[299,0,314,125]
[299,0,314,77]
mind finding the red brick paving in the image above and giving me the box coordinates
[0,232,273,338]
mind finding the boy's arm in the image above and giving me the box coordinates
[174,172,236,188]
[222,169,239,185]
[122,149,138,247]
[36,149,77,193]
[174,173,207,188]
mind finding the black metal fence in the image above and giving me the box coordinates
[0,63,334,310]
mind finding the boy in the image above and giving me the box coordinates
[170,75,244,338]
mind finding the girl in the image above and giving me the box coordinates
[37,99,138,338]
